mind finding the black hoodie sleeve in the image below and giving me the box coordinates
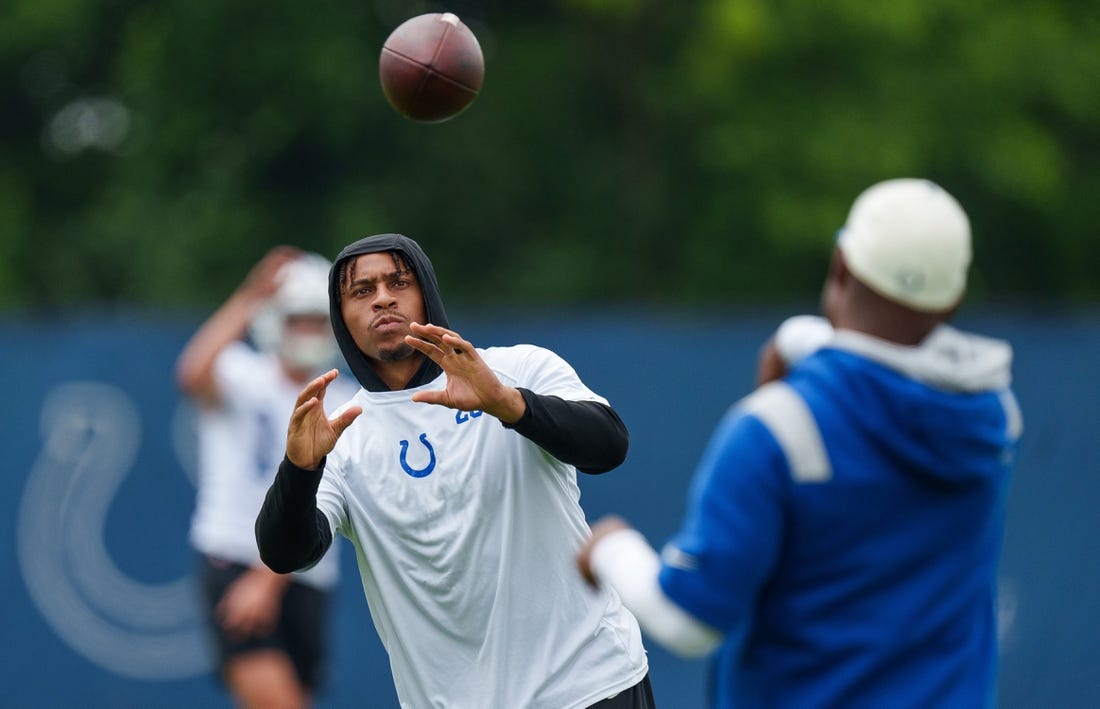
[255,456,334,573]
[502,388,629,474]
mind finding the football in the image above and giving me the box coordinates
[379,13,485,123]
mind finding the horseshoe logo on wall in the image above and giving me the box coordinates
[16,381,211,680]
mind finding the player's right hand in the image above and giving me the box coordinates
[286,369,362,470]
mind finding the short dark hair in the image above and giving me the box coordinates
[336,250,415,302]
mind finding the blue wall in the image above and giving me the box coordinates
[1,308,1096,708]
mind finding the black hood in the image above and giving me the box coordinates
[329,233,451,392]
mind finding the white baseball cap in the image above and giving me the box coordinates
[836,178,972,312]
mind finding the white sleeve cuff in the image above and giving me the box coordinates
[774,315,834,366]
[591,528,723,658]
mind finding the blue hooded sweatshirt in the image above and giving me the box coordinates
[659,322,1021,709]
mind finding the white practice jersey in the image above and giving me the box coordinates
[189,342,356,589]
[320,344,648,708]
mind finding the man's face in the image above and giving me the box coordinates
[339,252,427,363]
[278,313,337,373]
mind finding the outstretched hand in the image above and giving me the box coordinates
[287,369,362,470]
[404,323,526,424]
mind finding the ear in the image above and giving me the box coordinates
[819,248,846,324]
[830,248,850,285]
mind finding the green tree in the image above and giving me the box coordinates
[1,0,1096,309]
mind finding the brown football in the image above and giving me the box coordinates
[379,13,485,123]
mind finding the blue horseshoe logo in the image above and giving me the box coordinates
[399,433,436,478]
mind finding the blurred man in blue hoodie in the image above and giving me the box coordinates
[578,178,1022,708]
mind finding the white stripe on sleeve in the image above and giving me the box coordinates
[740,382,832,483]
[999,390,1023,441]
[590,528,723,658]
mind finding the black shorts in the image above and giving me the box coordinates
[198,555,332,691]
[589,673,657,708]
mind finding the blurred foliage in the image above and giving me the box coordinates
[1,0,1097,311]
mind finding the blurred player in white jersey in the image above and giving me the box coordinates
[178,246,356,708]
[256,233,654,708]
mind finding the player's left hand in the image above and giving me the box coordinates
[216,567,288,640]
[405,323,526,424]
